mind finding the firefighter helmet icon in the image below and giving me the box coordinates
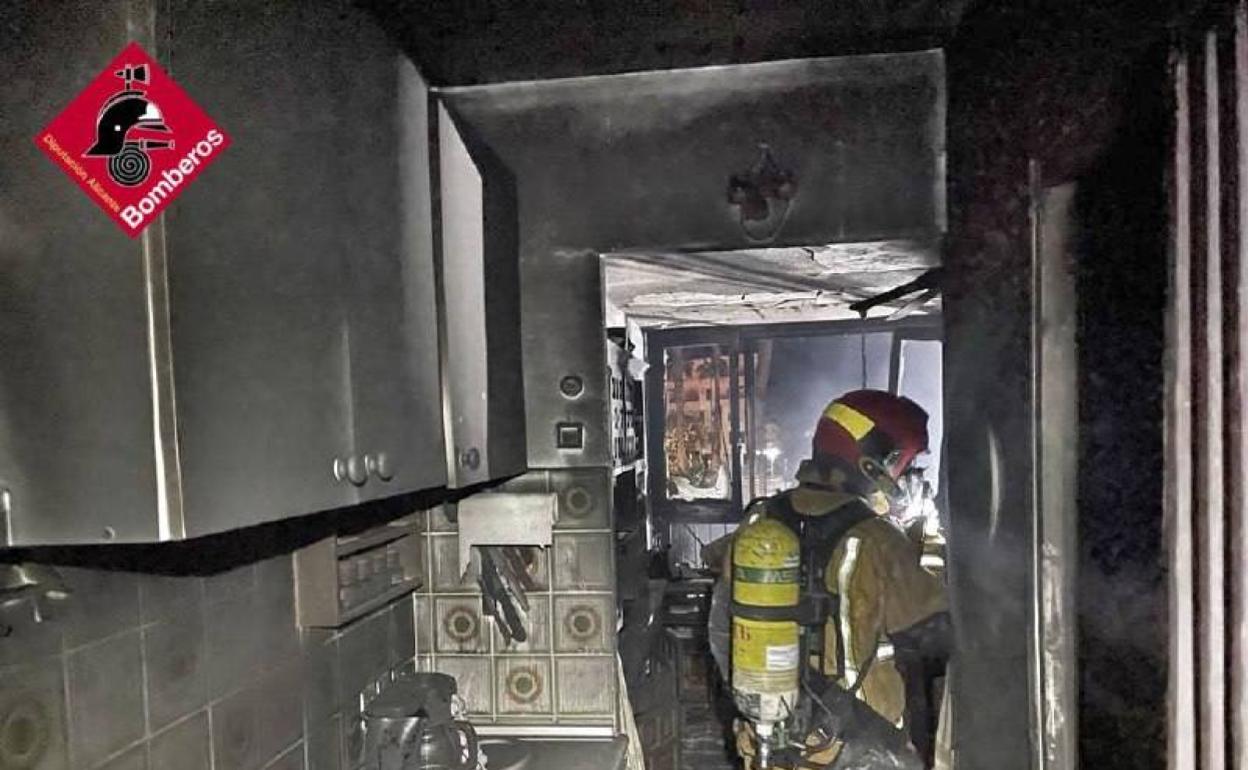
[83,63,174,186]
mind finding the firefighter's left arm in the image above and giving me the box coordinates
[875,521,949,639]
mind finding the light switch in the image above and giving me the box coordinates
[555,422,584,450]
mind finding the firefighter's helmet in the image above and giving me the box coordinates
[85,93,170,157]
[812,389,929,500]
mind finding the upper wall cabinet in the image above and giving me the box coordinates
[434,105,527,488]
[0,0,445,544]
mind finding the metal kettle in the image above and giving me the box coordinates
[363,673,478,770]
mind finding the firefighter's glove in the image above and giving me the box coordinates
[732,719,841,770]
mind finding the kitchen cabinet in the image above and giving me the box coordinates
[338,14,447,502]
[0,4,160,544]
[434,104,527,487]
[0,0,446,544]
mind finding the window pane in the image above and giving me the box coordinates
[663,346,736,501]
[896,338,943,491]
[746,333,892,499]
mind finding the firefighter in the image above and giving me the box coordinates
[709,389,951,769]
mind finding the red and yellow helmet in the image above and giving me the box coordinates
[812,389,929,480]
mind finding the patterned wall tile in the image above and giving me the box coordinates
[0,657,68,770]
[551,468,612,530]
[553,595,613,654]
[434,597,490,655]
[495,658,552,715]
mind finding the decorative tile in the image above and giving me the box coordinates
[495,658,552,715]
[551,468,612,530]
[434,598,489,655]
[0,657,68,770]
[553,595,613,654]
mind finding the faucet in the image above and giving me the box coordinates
[0,564,71,626]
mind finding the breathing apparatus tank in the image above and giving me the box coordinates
[731,515,801,766]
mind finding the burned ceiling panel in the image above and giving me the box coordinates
[604,240,941,327]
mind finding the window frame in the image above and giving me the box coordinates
[645,315,941,524]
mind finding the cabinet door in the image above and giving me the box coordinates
[436,105,526,487]
[165,0,357,535]
[340,14,447,499]
[0,6,160,544]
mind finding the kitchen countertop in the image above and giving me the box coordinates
[500,737,629,770]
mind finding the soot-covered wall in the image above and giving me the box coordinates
[944,1,1180,767]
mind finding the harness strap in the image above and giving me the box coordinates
[766,491,875,683]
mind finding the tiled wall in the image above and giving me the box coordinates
[0,469,623,770]
[415,468,619,729]
[0,547,417,770]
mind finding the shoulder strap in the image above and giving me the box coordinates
[767,492,875,582]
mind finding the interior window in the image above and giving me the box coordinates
[894,337,944,492]
[662,345,736,502]
[744,333,893,500]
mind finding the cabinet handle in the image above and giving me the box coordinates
[346,455,369,487]
[366,453,394,482]
[458,447,481,471]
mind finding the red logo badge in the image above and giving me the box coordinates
[35,42,229,237]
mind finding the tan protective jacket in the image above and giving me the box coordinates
[728,461,943,763]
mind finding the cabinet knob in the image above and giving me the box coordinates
[458,447,481,471]
[332,457,348,484]
[366,453,394,482]
[346,455,369,487]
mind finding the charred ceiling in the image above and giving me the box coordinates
[362,0,973,86]
[604,241,941,327]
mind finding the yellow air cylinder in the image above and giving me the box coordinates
[731,516,801,727]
